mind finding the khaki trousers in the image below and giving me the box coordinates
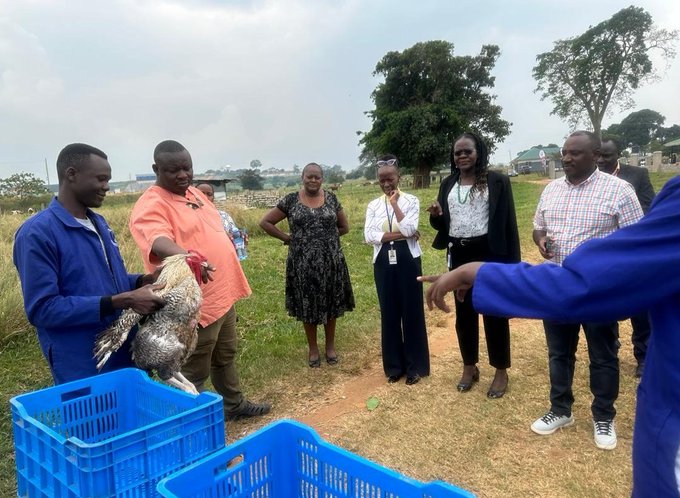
[182,306,245,412]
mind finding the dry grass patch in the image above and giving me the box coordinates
[228,305,638,497]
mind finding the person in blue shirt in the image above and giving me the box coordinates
[419,175,680,497]
[13,143,165,384]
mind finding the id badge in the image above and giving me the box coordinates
[388,243,397,265]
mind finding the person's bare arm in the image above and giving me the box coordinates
[337,209,349,236]
[259,207,291,244]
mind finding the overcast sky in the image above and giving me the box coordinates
[1,0,678,182]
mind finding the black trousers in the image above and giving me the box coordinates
[543,320,620,421]
[449,235,511,369]
[630,312,650,364]
[374,240,430,378]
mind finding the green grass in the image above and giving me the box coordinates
[0,171,677,496]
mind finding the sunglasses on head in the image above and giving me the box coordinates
[377,158,397,167]
[453,149,475,157]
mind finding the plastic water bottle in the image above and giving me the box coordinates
[232,227,247,261]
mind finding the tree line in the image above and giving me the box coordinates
[359,5,677,187]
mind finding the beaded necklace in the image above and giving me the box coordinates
[457,182,471,204]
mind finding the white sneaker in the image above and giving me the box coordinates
[593,419,617,450]
[531,411,575,435]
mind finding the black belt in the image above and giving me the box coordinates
[449,235,487,247]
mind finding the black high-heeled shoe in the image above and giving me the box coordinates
[456,366,480,392]
[487,371,509,399]
[486,384,507,399]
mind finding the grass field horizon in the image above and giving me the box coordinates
[1,171,677,497]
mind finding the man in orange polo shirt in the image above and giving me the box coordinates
[129,140,270,421]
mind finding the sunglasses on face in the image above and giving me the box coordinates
[453,149,475,157]
[377,158,397,167]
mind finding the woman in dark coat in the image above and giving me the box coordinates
[428,132,520,398]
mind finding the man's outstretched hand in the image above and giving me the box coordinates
[418,262,484,312]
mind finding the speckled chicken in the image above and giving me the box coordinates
[94,252,206,394]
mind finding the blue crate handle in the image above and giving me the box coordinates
[60,386,92,402]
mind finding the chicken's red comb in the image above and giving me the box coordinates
[186,250,208,284]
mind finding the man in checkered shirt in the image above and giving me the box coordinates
[529,131,643,451]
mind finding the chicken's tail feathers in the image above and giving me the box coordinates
[93,310,141,370]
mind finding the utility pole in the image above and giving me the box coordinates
[44,158,50,186]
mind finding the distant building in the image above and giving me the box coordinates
[135,174,156,182]
[192,175,235,197]
[122,173,235,195]
[511,146,562,173]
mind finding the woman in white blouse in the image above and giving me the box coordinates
[428,132,520,398]
[364,154,430,385]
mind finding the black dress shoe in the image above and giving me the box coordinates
[456,366,480,392]
[486,383,507,399]
[387,375,402,383]
[405,374,421,385]
[487,371,508,399]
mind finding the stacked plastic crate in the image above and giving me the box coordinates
[10,369,224,498]
[11,369,474,497]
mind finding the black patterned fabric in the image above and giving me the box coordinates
[277,190,355,324]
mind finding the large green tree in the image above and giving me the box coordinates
[323,164,345,184]
[359,41,510,188]
[239,169,264,190]
[604,109,666,149]
[657,124,680,143]
[0,172,49,198]
[533,6,676,137]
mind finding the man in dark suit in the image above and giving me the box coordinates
[598,136,655,378]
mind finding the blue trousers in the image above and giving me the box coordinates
[543,320,620,421]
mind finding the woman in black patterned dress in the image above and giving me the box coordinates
[260,163,355,367]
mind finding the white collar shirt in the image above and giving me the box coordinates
[364,191,422,263]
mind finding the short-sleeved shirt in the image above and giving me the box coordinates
[533,168,643,265]
[129,185,251,326]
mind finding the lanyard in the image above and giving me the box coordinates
[384,197,395,232]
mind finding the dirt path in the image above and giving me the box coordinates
[297,319,453,432]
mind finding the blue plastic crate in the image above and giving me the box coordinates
[10,368,225,498]
[157,419,474,498]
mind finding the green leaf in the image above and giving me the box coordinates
[366,396,380,411]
